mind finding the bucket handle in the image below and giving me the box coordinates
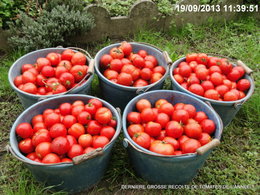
[196,138,220,155]
[135,42,172,65]
[72,148,103,165]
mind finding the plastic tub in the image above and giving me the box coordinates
[8,48,94,108]
[94,42,171,110]
[170,57,255,126]
[9,94,121,193]
[122,90,223,184]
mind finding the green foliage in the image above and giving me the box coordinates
[8,4,94,52]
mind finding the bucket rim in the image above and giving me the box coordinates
[9,94,122,167]
[169,57,255,105]
[122,90,223,158]
[94,42,169,91]
[8,47,94,99]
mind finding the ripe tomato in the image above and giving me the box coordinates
[46,53,60,66]
[150,72,163,83]
[195,68,209,80]
[22,71,36,84]
[227,69,241,81]
[100,54,113,69]
[16,123,34,138]
[95,107,112,124]
[204,89,219,100]
[58,60,72,71]
[132,132,151,149]
[141,108,156,123]
[117,72,133,86]
[133,79,148,87]
[209,65,222,74]
[14,75,23,87]
[22,64,34,73]
[155,130,166,140]
[128,124,144,137]
[71,52,86,65]
[26,152,40,162]
[208,57,219,67]
[156,113,170,128]
[215,85,229,97]
[36,58,51,71]
[198,133,211,146]
[149,140,174,155]
[163,137,179,150]
[100,126,115,140]
[61,49,75,61]
[233,66,245,77]
[145,55,158,66]
[174,103,184,110]
[78,134,93,148]
[138,50,147,58]
[33,122,46,132]
[110,59,123,72]
[136,99,151,112]
[187,75,200,85]
[66,135,77,148]
[83,147,95,154]
[108,119,117,128]
[44,113,61,128]
[87,120,102,135]
[61,158,72,163]
[32,129,51,146]
[196,53,208,65]
[59,72,75,89]
[85,103,97,116]
[174,74,184,84]
[173,151,182,155]
[71,105,85,117]
[68,123,85,138]
[201,81,214,91]
[217,59,232,75]
[35,142,51,159]
[186,53,197,63]
[62,115,76,128]
[158,103,174,116]
[42,153,60,164]
[145,122,161,137]
[200,119,215,134]
[119,41,132,56]
[182,139,201,154]
[49,123,67,138]
[140,68,152,80]
[77,111,91,125]
[88,99,103,109]
[172,109,189,124]
[104,69,118,80]
[194,111,208,123]
[31,115,44,126]
[183,104,196,118]
[184,123,202,139]
[179,65,191,77]
[165,121,183,138]
[92,136,110,148]
[59,103,72,116]
[68,144,83,159]
[127,112,141,124]
[210,72,223,86]
[237,79,250,91]
[70,65,86,82]
[110,47,124,59]
[144,60,154,69]
[51,136,70,155]
[155,99,168,108]
[178,135,189,149]
[223,91,238,101]
[18,138,34,154]
[153,66,166,75]
[188,84,204,96]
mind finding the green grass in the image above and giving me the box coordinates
[0,16,259,194]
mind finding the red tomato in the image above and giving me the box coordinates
[158,103,174,116]
[117,72,133,86]
[87,120,102,135]
[217,59,232,75]
[163,137,179,150]
[173,150,183,155]
[183,104,196,118]
[77,111,91,125]
[71,105,85,117]
[209,65,222,74]
[223,91,238,101]
[156,113,170,128]
[200,119,216,134]
[88,99,103,109]
[233,66,245,77]
[91,135,109,149]
[179,65,191,77]
[153,66,166,75]
[61,158,72,163]
[31,115,44,126]
[120,41,132,56]
[36,58,51,71]
[145,122,162,137]
[22,64,34,73]
[70,65,86,82]
[78,134,93,148]
[14,75,23,87]
[227,69,241,81]
[172,109,189,124]
[187,118,198,124]
[186,53,198,63]
[141,108,156,123]
[110,59,123,72]
[85,103,97,116]
[51,136,70,155]
[156,130,166,140]
[155,99,168,108]
[195,68,209,80]
[108,119,117,128]
[62,115,77,128]
[187,75,200,85]
[33,122,46,132]
[61,49,75,61]
[184,123,202,139]
[128,124,144,137]
[165,121,183,138]
[104,69,118,80]
[237,79,250,91]
[100,54,113,68]
[32,129,51,146]
[136,99,151,112]
[150,72,163,83]
[26,152,40,161]
[140,68,152,80]
[110,47,124,59]
[138,50,147,58]
[174,74,184,84]
[210,72,223,86]
[188,84,204,96]
[215,85,229,97]
[121,58,131,65]
[35,142,51,159]
[95,107,112,124]
[59,103,72,116]
[198,133,211,146]
[208,57,219,67]
[149,140,174,155]
[58,60,72,71]
[68,123,85,138]
[145,55,158,66]
[182,139,201,154]
[44,113,61,128]
[189,61,198,71]
[144,60,154,69]
[100,126,116,140]
[66,135,77,148]
[174,103,185,110]
[71,52,86,65]
[59,72,75,89]
[201,81,214,91]
[132,132,151,149]
[68,144,83,158]
[16,123,34,138]
[194,111,208,123]
[83,147,95,154]
[196,53,208,65]
[204,89,219,100]
[49,123,67,138]
[18,138,34,154]
[42,153,60,164]
[22,71,36,84]
[127,112,141,124]
[178,135,189,149]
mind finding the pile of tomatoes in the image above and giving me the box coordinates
[16,99,117,164]
[100,41,166,87]
[14,49,89,95]
[173,53,251,101]
[127,98,216,155]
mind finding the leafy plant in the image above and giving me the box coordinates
[8,4,94,52]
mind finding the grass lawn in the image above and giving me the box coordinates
[0,16,259,195]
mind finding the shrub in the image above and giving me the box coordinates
[8,4,94,52]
